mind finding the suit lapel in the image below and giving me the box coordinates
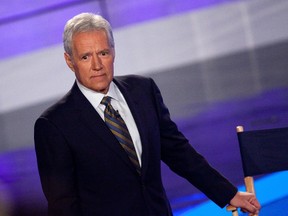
[70,83,137,173]
[113,78,150,176]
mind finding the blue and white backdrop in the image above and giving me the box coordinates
[0,0,288,215]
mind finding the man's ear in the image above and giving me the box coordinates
[64,52,75,72]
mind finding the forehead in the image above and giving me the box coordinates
[73,30,108,41]
[71,30,110,49]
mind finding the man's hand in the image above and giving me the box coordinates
[230,191,261,215]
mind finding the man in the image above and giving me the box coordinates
[34,13,260,216]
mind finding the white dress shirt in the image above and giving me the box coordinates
[76,80,142,166]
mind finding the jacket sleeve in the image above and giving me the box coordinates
[150,78,238,208]
[34,117,81,216]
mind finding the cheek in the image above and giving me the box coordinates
[73,65,89,80]
[107,60,114,73]
[75,64,89,74]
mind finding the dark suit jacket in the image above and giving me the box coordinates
[34,75,237,216]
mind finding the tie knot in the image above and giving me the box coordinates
[100,96,112,107]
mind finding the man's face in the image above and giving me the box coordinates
[65,30,115,94]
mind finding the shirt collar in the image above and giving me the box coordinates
[76,80,121,107]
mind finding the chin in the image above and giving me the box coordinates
[94,86,109,94]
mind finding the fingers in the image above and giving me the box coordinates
[241,205,259,215]
[240,196,260,215]
[230,191,261,214]
[249,196,261,209]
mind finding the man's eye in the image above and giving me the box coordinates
[82,56,89,60]
[100,51,109,56]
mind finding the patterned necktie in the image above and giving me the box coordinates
[101,96,141,175]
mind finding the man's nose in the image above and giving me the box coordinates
[92,55,103,70]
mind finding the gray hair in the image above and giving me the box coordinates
[63,13,114,56]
